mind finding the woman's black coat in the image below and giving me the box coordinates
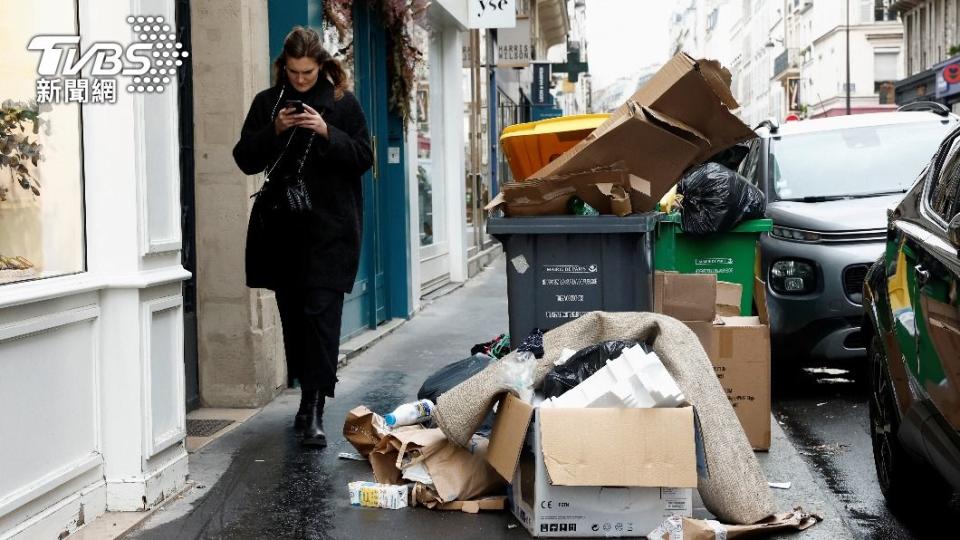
[234,77,373,293]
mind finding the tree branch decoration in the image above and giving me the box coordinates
[0,99,44,202]
[324,0,431,125]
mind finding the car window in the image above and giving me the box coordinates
[931,136,960,221]
[738,140,760,186]
[769,121,953,201]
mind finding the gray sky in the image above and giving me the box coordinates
[586,0,680,88]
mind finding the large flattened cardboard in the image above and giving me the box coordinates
[685,317,772,450]
[528,53,755,210]
[510,407,694,537]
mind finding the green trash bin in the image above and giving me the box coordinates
[654,212,773,315]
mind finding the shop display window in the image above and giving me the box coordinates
[0,3,85,285]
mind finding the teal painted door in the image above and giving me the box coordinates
[340,2,387,340]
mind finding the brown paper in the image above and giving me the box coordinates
[648,507,821,539]
[595,183,633,216]
[342,406,390,457]
[412,483,506,512]
[493,167,637,217]
[372,429,506,505]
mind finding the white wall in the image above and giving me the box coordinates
[0,1,189,537]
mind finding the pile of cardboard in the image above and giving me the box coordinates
[486,361,704,537]
[655,271,772,450]
[489,53,755,217]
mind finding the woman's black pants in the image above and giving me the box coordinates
[275,287,345,398]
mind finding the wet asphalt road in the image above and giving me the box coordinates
[773,366,960,539]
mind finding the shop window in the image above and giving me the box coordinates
[0,3,85,285]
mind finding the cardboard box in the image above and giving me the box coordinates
[487,395,696,537]
[754,276,769,324]
[716,281,743,317]
[528,54,754,210]
[686,317,772,450]
[654,271,717,322]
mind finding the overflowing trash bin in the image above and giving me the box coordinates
[488,214,658,342]
[655,212,773,316]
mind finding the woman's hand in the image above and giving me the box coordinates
[296,104,329,138]
[275,107,299,134]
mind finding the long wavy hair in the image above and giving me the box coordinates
[273,26,347,100]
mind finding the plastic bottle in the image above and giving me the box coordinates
[384,399,435,428]
[568,196,600,216]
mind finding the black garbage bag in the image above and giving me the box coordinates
[541,340,644,399]
[418,354,496,435]
[677,162,766,235]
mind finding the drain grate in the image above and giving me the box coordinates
[187,419,235,437]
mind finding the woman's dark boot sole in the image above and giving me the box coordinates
[301,432,327,448]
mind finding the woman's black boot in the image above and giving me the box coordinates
[293,386,313,431]
[302,395,327,448]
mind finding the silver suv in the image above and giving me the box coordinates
[738,109,957,367]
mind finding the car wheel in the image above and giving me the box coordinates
[868,335,952,509]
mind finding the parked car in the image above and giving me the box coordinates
[862,121,960,507]
[737,108,957,369]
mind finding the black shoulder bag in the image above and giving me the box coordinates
[251,87,316,215]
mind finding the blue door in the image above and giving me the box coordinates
[342,1,412,338]
[267,0,409,341]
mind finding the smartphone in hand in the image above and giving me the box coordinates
[285,99,305,114]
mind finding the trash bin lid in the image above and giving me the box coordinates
[487,213,660,235]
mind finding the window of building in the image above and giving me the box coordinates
[0,3,85,285]
[415,25,436,248]
[874,50,899,104]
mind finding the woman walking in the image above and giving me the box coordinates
[233,26,372,447]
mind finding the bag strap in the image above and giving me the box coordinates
[264,86,297,179]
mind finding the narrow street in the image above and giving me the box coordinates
[121,259,851,540]
[774,368,960,539]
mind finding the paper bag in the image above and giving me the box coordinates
[342,406,390,457]
[371,429,506,504]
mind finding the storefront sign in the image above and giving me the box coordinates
[468,0,517,29]
[786,77,800,112]
[531,62,553,106]
[936,56,960,99]
[531,105,562,121]
[496,17,531,68]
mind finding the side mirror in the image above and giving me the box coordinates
[949,214,960,250]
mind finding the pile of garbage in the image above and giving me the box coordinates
[488,52,767,236]
[342,319,820,537]
[340,53,821,538]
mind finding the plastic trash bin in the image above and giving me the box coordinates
[654,212,773,315]
[489,213,658,341]
[499,113,609,181]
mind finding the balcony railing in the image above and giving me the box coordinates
[772,48,800,79]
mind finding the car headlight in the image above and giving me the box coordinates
[771,226,822,242]
[770,260,817,294]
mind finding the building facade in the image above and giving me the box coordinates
[680,0,904,126]
[1,1,191,537]
[892,0,960,111]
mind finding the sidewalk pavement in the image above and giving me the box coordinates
[123,257,854,540]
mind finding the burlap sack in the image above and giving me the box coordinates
[433,311,776,525]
